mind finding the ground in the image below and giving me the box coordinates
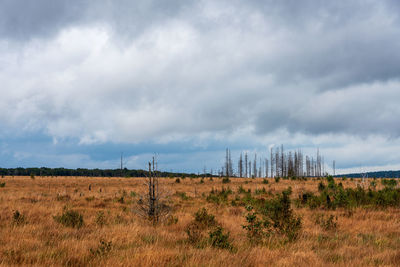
[0,176,399,266]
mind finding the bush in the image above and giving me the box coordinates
[255,187,266,195]
[194,208,216,226]
[0,182,5,188]
[30,173,35,179]
[208,226,233,250]
[186,221,204,244]
[274,177,280,183]
[175,178,181,183]
[261,188,302,241]
[222,177,231,184]
[300,179,400,210]
[262,179,269,184]
[206,187,232,205]
[382,179,398,188]
[370,180,377,189]
[186,208,218,245]
[54,209,84,228]
[314,214,338,231]
[12,210,25,226]
[242,205,268,244]
[318,181,326,192]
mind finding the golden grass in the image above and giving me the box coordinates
[0,176,399,266]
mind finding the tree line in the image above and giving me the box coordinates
[0,167,198,178]
[221,146,328,178]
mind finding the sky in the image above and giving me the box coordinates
[1,0,400,174]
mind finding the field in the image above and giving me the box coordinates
[0,176,400,266]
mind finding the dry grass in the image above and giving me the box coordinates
[0,176,399,266]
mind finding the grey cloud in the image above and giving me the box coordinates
[0,0,400,147]
[0,0,191,41]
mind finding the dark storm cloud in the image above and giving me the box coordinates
[0,0,88,40]
[0,0,191,41]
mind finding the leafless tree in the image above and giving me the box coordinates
[238,153,243,178]
[134,157,170,225]
[245,152,248,178]
[253,153,257,177]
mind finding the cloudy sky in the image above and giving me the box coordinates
[1,0,400,174]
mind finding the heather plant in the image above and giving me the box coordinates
[12,210,25,226]
[54,209,84,228]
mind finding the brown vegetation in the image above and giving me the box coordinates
[0,176,399,266]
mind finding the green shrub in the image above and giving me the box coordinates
[300,179,400,209]
[262,179,269,184]
[255,187,266,195]
[186,208,218,245]
[206,187,232,204]
[0,182,5,188]
[242,205,268,244]
[382,179,398,188]
[327,176,336,190]
[318,181,326,192]
[261,188,302,241]
[222,177,231,184]
[208,226,233,250]
[30,173,35,179]
[54,210,84,228]
[194,208,216,226]
[175,178,181,183]
[274,177,280,183]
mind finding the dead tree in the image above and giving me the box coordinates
[134,157,169,225]
[245,152,248,178]
[238,153,243,178]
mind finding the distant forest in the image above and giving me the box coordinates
[0,167,399,179]
[340,170,400,178]
[0,167,200,178]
